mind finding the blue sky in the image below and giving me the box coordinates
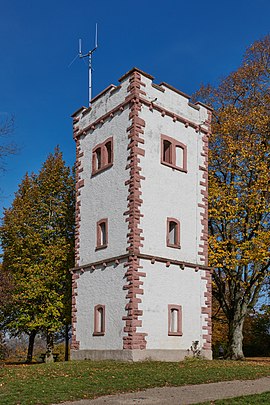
[0,0,269,216]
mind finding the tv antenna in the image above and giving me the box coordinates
[78,24,98,107]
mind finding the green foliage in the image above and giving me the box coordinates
[0,147,75,343]
[243,306,270,357]
[0,360,270,405]
[0,263,13,310]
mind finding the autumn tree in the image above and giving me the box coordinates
[196,35,270,359]
[0,148,75,362]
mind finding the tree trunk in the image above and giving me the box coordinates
[64,324,69,361]
[0,332,7,361]
[45,332,54,363]
[26,330,37,363]
[227,313,245,360]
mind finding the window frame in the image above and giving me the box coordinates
[161,134,187,172]
[168,304,183,336]
[93,304,105,336]
[96,218,108,250]
[92,137,113,175]
[166,217,181,249]
[104,139,113,166]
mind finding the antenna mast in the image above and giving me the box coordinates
[79,24,98,106]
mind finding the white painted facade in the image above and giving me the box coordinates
[138,261,208,350]
[78,108,130,265]
[76,263,127,350]
[140,107,205,262]
[71,68,212,361]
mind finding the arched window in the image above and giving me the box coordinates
[168,305,182,336]
[166,218,180,248]
[93,304,105,336]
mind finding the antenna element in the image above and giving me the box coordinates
[79,24,98,106]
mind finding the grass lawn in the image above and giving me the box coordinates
[200,391,270,404]
[1,359,270,405]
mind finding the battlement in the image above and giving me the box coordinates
[72,67,211,139]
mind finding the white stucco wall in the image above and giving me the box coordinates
[137,260,204,350]
[78,108,130,265]
[140,76,209,128]
[76,70,208,266]
[78,79,130,131]
[139,105,205,264]
[76,262,126,350]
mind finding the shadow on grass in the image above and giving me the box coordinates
[1,360,42,366]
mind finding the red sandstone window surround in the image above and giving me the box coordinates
[93,304,105,336]
[168,304,182,336]
[96,218,108,250]
[92,137,113,175]
[166,218,180,249]
[161,134,187,172]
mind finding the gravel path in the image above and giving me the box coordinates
[58,376,270,405]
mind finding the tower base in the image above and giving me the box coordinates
[70,349,212,362]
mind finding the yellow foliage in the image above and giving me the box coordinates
[197,35,270,357]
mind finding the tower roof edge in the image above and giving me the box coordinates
[195,101,214,112]
[159,82,191,100]
[118,67,155,82]
[71,106,88,118]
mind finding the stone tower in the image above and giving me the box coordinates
[71,68,212,361]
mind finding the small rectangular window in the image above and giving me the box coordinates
[96,219,108,249]
[93,304,105,336]
[92,137,113,175]
[105,141,112,165]
[95,147,102,170]
[175,145,184,169]
[161,135,187,172]
[169,221,177,245]
[170,309,178,332]
[167,218,180,248]
[100,222,107,246]
[168,305,182,336]
[163,140,172,164]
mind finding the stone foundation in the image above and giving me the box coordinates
[71,349,212,362]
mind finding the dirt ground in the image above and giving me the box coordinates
[245,357,270,364]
